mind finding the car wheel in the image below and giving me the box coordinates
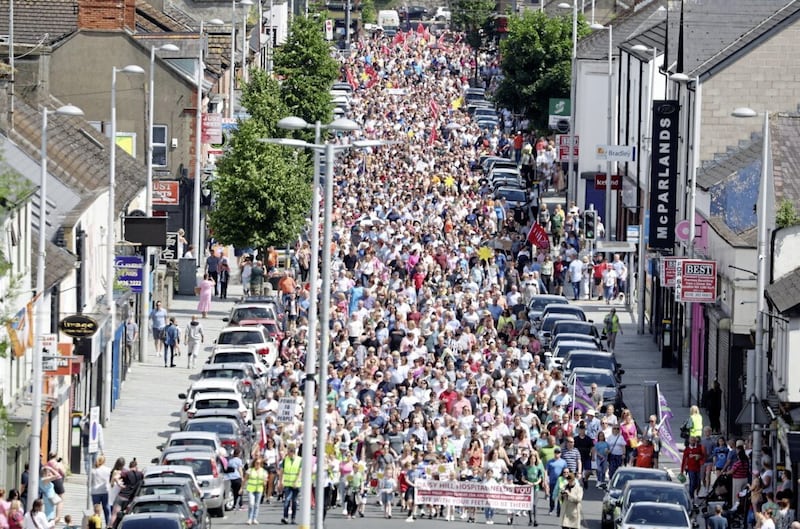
[224,487,235,511]
[210,505,225,517]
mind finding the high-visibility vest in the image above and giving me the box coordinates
[282,456,302,488]
[246,468,267,492]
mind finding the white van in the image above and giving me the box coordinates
[377,9,400,36]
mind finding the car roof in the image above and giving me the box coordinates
[543,313,580,322]
[211,346,258,354]
[611,467,670,482]
[189,379,241,390]
[552,333,597,341]
[219,326,267,334]
[143,465,197,477]
[566,351,615,359]
[169,431,221,440]
[118,512,184,527]
[186,417,240,427]
[544,304,585,313]
[625,501,687,512]
[162,451,219,461]
[554,319,594,327]
[571,367,615,375]
[191,409,245,419]
[130,494,187,503]
[201,362,253,371]
[141,476,194,486]
[191,392,245,401]
[624,480,686,491]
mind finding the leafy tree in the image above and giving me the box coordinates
[208,69,313,250]
[361,0,376,24]
[451,0,497,83]
[776,198,800,229]
[273,15,339,127]
[495,10,589,131]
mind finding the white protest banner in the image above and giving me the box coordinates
[414,479,533,510]
[277,397,297,423]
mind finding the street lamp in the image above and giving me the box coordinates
[261,121,384,529]
[591,22,613,238]
[632,43,658,333]
[29,103,84,512]
[229,0,254,119]
[106,64,145,426]
[193,19,224,267]
[241,0,254,84]
[732,106,769,468]
[559,1,578,208]
[141,43,179,363]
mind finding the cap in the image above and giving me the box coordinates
[375,371,383,377]
[586,409,596,416]
[554,447,561,453]
[736,440,745,448]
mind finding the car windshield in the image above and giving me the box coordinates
[190,387,234,398]
[628,489,689,510]
[568,356,613,370]
[119,517,182,529]
[130,502,185,515]
[218,331,263,345]
[168,438,216,448]
[626,505,687,526]
[202,369,247,379]
[542,315,578,332]
[231,307,275,321]
[610,470,669,489]
[166,458,214,476]
[555,322,593,335]
[186,421,236,435]
[139,485,185,496]
[195,399,239,410]
[213,354,254,364]
[495,189,526,203]
[574,371,616,387]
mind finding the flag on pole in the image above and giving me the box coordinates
[259,420,268,450]
[526,221,550,249]
[656,389,683,464]
[429,98,440,119]
[571,378,594,413]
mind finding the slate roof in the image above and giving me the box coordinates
[664,0,800,80]
[705,215,756,248]
[770,113,800,208]
[30,233,78,291]
[577,1,668,61]
[0,0,78,46]
[135,0,193,33]
[765,266,800,313]
[6,97,146,215]
[696,136,762,191]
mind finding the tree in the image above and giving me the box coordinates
[361,0,376,24]
[273,15,339,127]
[776,198,800,229]
[208,69,313,250]
[494,10,589,131]
[451,0,497,83]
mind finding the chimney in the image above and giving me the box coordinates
[77,0,136,32]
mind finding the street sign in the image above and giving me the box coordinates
[594,174,622,191]
[556,134,579,159]
[626,225,640,244]
[675,259,717,302]
[115,256,143,293]
[660,257,683,288]
[548,98,570,128]
[89,406,100,454]
[41,334,57,371]
[595,144,636,162]
[152,180,180,206]
[277,397,297,423]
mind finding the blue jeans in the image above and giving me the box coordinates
[283,487,300,520]
[485,507,495,521]
[609,454,623,479]
[248,491,263,522]
[91,492,110,526]
[687,470,701,499]
[572,281,581,299]
[596,457,609,484]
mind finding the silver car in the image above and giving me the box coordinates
[159,450,233,517]
[618,502,691,529]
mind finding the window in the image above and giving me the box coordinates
[152,125,168,167]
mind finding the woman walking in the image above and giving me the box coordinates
[245,458,267,525]
[225,448,245,511]
[218,257,231,299]
[559,473,583,529]
[196,273,215,318]
[89,455,111,526]
[22,499,48,529]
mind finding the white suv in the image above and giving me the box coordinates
[214,326,278,366]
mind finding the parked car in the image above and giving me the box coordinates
[568,367,625,412]
[600,467,671,529]
[541,303,587,324]
[224,302,280,325]
[547,343,602,371]
[184,416,254,459]
[132,476,208,528]
[178,379,252,428]
[615,481,695,527]
[160,431,225,455]
[207,347,268,377]
[215,326,278,366]
[184,392,252,427]
[117,494,209,529]
[550,332,605,352]
[538,313,581,349]
[550,320,603,345]
[199,362,265,401]
[158,450,233,517]
[527,295,570,322]
[563,352,624,381]
[618,502,692,529]
[117,512,188,529]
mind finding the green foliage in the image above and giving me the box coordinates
[451,0,497,52]
[208,69,313,249]
[495,10,589,130]
[274,16,339,127]
[361,0,376,24]
[776,198,800,229]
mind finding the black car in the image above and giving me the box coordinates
[568,368,626,412]
[133,477,207,525]
[600,467,671,529]
[118,513,187,529]
[563,352,624,381]
[551,320,603,344]
[185,416,254,458]
[118,494,210,529]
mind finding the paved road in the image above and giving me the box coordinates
[62,267,693,529]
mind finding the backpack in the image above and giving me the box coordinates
[679,418,692,440]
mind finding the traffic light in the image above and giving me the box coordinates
[584,210,597,240]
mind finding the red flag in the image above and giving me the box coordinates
[429,122,438,145]
[417,22,425,34]
[345,67,358,89]
[429,98,439,119]
[527,222,550,249]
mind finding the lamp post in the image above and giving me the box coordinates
[559,1,578,207]
[141,43,179,364]
[261,124,385,529]
[229,0,254,119]
[194,19,224,267]
[241,0,253,84]
[591,22,613,238]
[732,106,769,467]
[106,65,145,426]
[632,43,657,334]
[29,103,84,511]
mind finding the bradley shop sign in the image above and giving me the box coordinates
[648,101,680,250]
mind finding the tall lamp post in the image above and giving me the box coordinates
[632,43,657,333]
[194,19,223,267]
[106,65,145,426]
[229,0,254,119]
[591,22,613,237]
[29,103,84,511]
[732,106,770,467]
[559,1,578,207]
[261,126,387,529]
[241,0,253,84]
[141,43,179,363]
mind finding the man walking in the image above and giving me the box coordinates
[603,308,621,353]
[148,301,167,357]
[206,252,220,296]
[279,442,302,525]
[184,315,204,369]
[162,317,180,368]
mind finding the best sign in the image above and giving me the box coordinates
[675,259,717,303]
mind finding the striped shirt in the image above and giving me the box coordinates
[561,447,581,473]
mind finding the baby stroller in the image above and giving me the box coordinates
[701,475,749,529]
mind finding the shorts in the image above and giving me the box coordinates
[404,486,415,501]
[152,327,165,340]
[593,277,602,286]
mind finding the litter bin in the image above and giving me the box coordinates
[177,258,198,296]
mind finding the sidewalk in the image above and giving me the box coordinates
[62,258,245,523]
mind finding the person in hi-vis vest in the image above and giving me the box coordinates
[278,442,303,525]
